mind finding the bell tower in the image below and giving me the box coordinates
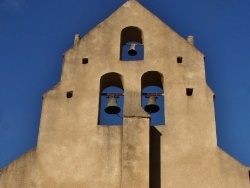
[0,1,249,187]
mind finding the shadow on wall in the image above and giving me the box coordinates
[150,126,162,188]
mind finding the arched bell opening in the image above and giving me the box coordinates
[141,71,165,126]
[120,26,144,61]
[98,72,124,125]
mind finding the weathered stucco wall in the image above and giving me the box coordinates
[0,1,249,187]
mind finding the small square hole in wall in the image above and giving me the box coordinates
[66,91,73,98]
[82,58,88,64]
[186,88,193,96]
[177,56,182,63]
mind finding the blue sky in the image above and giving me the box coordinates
[1,0,250,169]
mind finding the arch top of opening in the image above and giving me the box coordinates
[141,71,163,90]
[100,72,124,92]
[121,26,143,44]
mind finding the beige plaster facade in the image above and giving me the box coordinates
[0,1,249,187]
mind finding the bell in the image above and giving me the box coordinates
[105,97,121,114]
[128,44,137,56]
[144,96,160,113]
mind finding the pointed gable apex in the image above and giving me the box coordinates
[69,0,203,58]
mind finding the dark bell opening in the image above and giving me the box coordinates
[128,49,137,56]
[105,106,121,114]
[144,104,160,114]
